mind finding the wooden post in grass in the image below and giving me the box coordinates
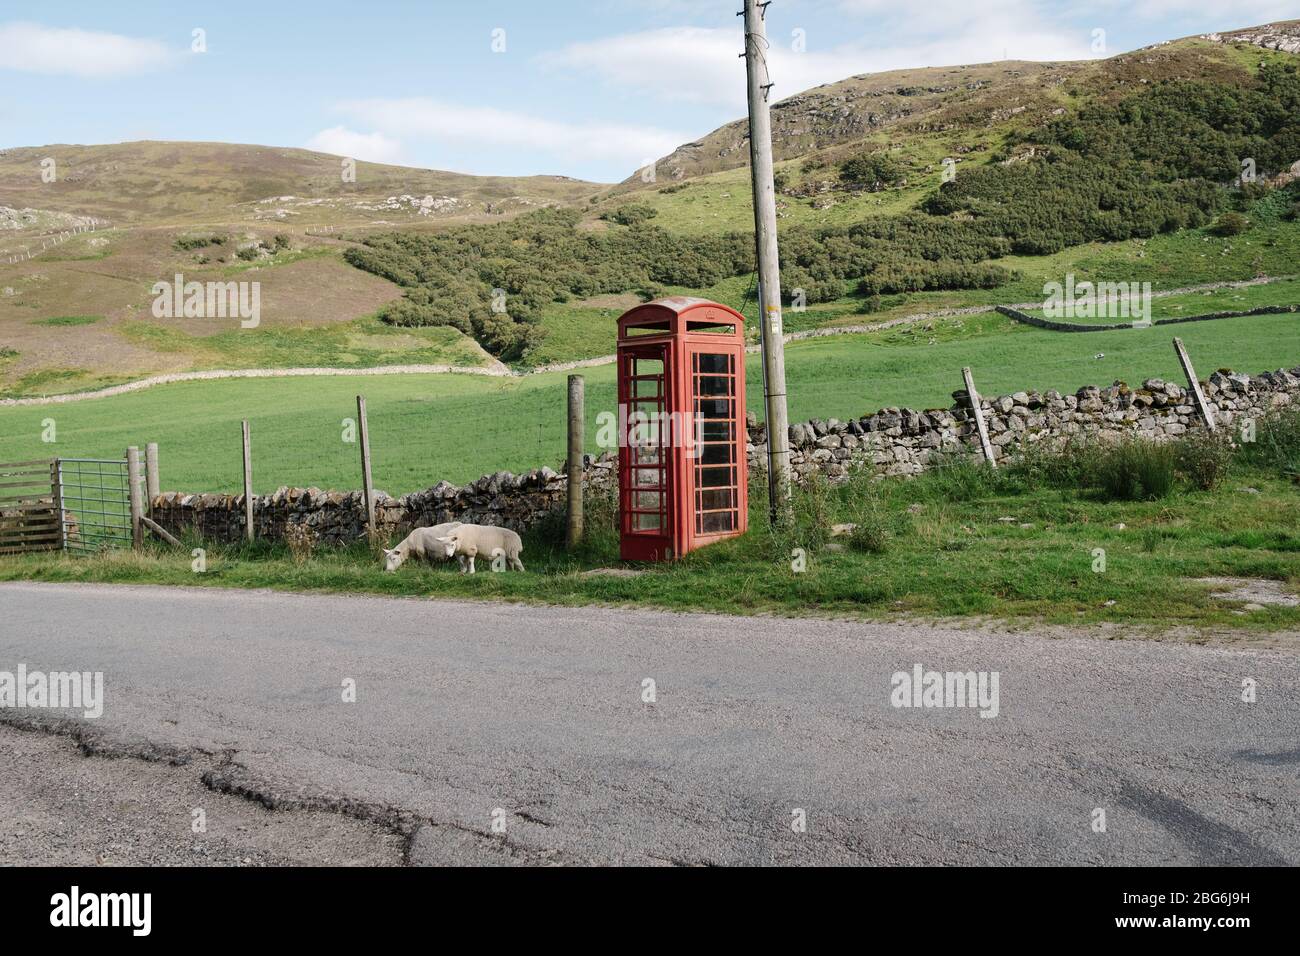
[50,458,66,551]
[145,442,160,515]
[1173,337,1216,432]
[566,375,584,550]
[962,367,998,466]
[357,395,376,541]
[241,420,255,542]
[126,446,144,550]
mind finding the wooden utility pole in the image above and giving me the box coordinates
[961,367,997,466]
[356,395,376,539]
[742,0,791,521]
[241,420,255,542]
[126,446,144,550]
[1172,337,1216,432]
[566,375,585,549]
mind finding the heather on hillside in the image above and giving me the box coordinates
[346,65,1300,359]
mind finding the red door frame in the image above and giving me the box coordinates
[618,341,675,561]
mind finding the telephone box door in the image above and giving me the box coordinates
[685,345,746,549]
[619,344,674,561]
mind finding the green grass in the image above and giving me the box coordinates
[517,223,1300,359]
[1019,275,1300,325]
[113,316,490,373]
[30,314,103,327]
[4,458,1296,637]
[523,301,625,366]
[0,310,1295,495]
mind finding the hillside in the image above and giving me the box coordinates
[624,20,1300,187]
[0,141,596,229]
[0,142,604,396]
[2,22,1299,398]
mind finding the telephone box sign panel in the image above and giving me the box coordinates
[616,298,748,561]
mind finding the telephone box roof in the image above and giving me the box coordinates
[617,297,744,341]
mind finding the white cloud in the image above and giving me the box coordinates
[305,126,405,164]
[541,18,1098,111]
[334,97,685,169]
[0,21,177,77]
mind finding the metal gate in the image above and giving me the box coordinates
[0,459,60,555]
[55,458,134,553]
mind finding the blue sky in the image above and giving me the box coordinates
[1,0,1296,183]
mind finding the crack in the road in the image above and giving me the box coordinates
[0,711,428,864]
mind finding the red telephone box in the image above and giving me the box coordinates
[616,297,748,561]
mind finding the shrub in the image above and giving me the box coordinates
[839,153,905,190]
[847,495,893,554]
[1175,430,1234,491]
[1212,212,1249,236]
[283,523,318,565]
[235,245,261,261]
[602,203,658,226]
[174,234,226,251]
[924,453,1022,502]
[1237,406,1300,480]
[273,234,291,250]
[1005,436,1102,490]
[1094,437,1176,501]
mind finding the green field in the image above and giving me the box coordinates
[1,310,1295,495]
[1019,275,1300,325]
[521,222,1300,364]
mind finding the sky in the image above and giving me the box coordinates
[1,0,1296,183]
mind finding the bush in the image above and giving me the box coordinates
[924,453,1022,501]
[235,245,261,261]
[1237,406,1300,480]
[839,153,905,190]
[1094,437,1176,501]
[1175,430,1234,491]
[602,203,658,226]
[847,501,892,554]
[174,234,225,251]
[1212,212,1249,236]
[1005,436,1102,490]
[283,523,318,565]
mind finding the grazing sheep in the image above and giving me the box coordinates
[435,524,525,574]
[382,522,462,572]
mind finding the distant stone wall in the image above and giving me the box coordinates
[997,303,1299,333]
[151,364,1300,546]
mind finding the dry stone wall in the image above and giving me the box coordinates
[151,364,1300,546]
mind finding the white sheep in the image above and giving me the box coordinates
[434,523,525,574]
[382,522,462,572]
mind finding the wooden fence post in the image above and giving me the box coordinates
[1172,337,1216,432]
[126,446,144,550]
[961,367,997,466]
[566,374,585,550]
[357,395,375,540]
[241,420,255,542]
[145,442,160,515]
[50,458,66,551]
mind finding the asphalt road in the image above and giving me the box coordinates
[2,581,1297,866]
